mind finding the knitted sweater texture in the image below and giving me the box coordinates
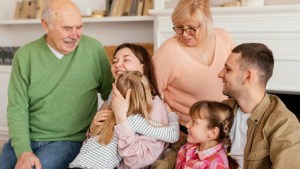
[7,35,113,157]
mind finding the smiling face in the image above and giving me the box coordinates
[186,108,212,145]
[111,48,144,78]
[42,0,83,55]
[218,52,245,98]
[186,116,212,144]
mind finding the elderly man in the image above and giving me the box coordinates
[0,0,113,168]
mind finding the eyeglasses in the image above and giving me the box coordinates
[172,25,200,36]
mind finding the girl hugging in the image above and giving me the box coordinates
[69,71,179,169]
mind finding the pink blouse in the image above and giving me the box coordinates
[115,96,175,169]
[152,28,234,126]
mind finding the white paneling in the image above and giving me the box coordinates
[83,21,153,46]
[0,67,11,140]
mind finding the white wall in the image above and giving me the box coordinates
[0,1,16,19]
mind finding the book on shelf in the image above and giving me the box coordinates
[14,0,46,19]
[142,0,153,16]
[116,0,127,16]
[106,0,113,16]
[107,0,152,17]
[109,0,119,16]
[13,2,22,19]
[18,1,30,19]
[35,0,46,19]
[123,0,132,16]
[130,0,138,16]
[136,0,145,16]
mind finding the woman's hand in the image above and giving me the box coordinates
[111,83,131,124]
[89,109,112,133]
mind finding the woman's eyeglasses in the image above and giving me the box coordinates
[172,25,200,36]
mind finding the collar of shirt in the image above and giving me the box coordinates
[196,143,224,161]
[47,44,64,59]
[249,93,270,125]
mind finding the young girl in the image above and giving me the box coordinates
[175,101,239,169]
[69,71,179,169]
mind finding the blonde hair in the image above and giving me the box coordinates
[189,100,239,169]
[171,0,213,45]
[91,71,153,144]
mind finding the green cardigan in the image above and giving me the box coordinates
[7,35,113,158]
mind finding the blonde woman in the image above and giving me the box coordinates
[153,0,234,136]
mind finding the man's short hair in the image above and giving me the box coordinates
[232,43,274,85]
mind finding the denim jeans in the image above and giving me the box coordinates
[0,139,82,169]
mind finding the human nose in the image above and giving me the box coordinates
[182,29,189,36]
[186,120,192,129]
[218,68,225,78]
[114,60,122,68]
[69,28,81,38]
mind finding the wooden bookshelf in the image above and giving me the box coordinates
[107,0,154,16]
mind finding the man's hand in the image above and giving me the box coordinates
[15,152,41,169]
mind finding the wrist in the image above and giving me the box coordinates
[115,115,127,124]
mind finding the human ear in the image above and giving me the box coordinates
[208,127,220,140]
[243,68,258,85]
[41,19,50,33]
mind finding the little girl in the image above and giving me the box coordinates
[69,71,179,169]
[175,101,239,169]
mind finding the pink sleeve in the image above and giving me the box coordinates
[150,96,168,125]
[115,120,165,169]
[152,38,179,96]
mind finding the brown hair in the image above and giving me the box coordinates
[91,71,153,144]
[189,100,239,169]
[232,43,274,86]
[114,43,160,97]
[171,0,213,45]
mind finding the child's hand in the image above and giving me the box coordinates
[111,83,131,124]
[90,109,112,133]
